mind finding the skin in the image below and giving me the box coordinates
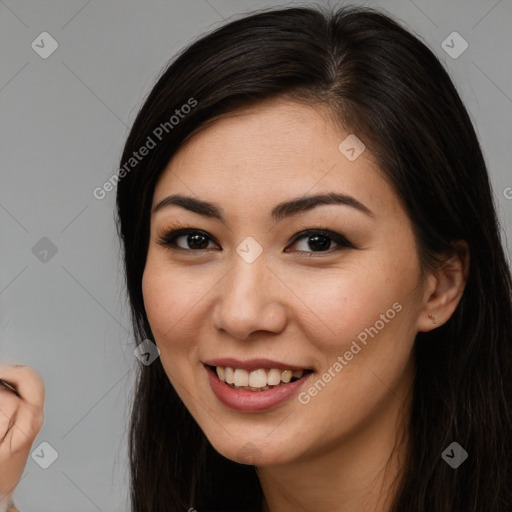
[0,365,44,507]
[142,97,469,512]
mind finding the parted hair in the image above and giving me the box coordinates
[116,4,512,511]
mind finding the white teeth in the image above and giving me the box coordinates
[267,368,281,386]
[249,369,267,388]
[233,369,249,387]
[281,370,292,383]
[224,367,235,384]
[214,366,306,389]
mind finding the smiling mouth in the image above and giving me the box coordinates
[207,365,314,392]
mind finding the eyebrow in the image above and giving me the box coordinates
[152,192,374,222]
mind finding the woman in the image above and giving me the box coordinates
[4,4,512,511]
[115,3,512,511]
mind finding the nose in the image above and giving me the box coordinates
[211,254,288,341]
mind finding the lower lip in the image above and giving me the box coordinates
[205,365,313,412]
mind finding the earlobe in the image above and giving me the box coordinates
[417,240,470,332]
[428,313,437,325]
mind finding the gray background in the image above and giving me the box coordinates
[1,0,511,510]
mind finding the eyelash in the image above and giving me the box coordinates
[156,222,357,256]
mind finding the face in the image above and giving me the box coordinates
[142,97,426,467]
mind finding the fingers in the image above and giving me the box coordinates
[0,380,20,398]
[0,365,45,447]
[0,397,17,444]
[0,366,45,409]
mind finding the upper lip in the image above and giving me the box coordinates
[203,358,312,372]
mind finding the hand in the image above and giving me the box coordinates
[0,365,44,507]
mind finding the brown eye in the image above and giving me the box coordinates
[157,227,355,254]
[158,229,218,251]
[286,229,355,254]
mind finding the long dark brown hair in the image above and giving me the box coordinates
[116,4,512,511]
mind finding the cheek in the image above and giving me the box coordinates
[142,261,198,337]
[142,264,202,389]
[141,260,217,368]
[290,255,420,394]
[141,266,170,336]
[287,257,415,347]
[141,266,188,372]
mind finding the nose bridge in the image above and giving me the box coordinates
[223,248,269,313]
[212,247,286,339]
[224,232,269,299]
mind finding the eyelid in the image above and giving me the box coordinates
[156,223,356,252]
[288,224,355,248]
[156,223,220,250]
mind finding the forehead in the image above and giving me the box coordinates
[174,98,343,169]
[152,98,400,220]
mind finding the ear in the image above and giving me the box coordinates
[417,240,470,332]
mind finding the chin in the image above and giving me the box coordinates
[208,434,300,466]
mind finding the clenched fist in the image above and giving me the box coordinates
[0,365,44,509]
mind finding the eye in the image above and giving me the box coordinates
[285,228,355,255]
[157,227,219,251]
[156,224,356,254]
